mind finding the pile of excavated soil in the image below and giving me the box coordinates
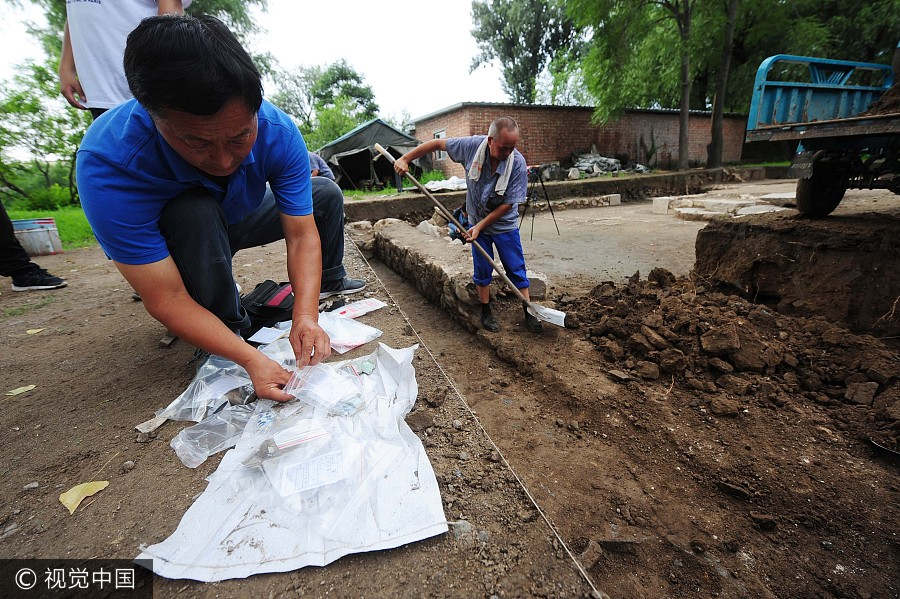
[561,269,900,452]
[694,208,900,336]
[862,82,900,116]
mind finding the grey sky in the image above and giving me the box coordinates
[0,0,508,121]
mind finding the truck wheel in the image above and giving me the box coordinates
[795,170,846,217]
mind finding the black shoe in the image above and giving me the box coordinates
[524,310,544,333]
[11,268,67,291]
[319,277,365,300]
[481,311,500,332]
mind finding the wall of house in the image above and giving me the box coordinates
[413,105,747,177]
[593,111,747,169]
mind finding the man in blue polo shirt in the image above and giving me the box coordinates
[76,15,362,401]
[393,117,542,333]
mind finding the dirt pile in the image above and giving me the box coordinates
[694,208,900,335]
[562,269,900,451]
[861,82,900,116]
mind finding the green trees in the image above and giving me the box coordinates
[270,61,379,151]
[0,0,269,208]
[568,0,898,168]
[571,0,696,169]
[471,0,898,168]
[707,0,739,168]
[470,0,578,103]
[0,61,92,207]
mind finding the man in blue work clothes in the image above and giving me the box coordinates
[394,117,542,333]
[76,15,363,401]
[308,151,335,181]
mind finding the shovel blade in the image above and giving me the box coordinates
[527,303,567,328]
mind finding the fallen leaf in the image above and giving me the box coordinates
[6,385,36,396]
[59,481,109,515]
[26,328,44,335]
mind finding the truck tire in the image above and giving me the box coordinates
[795,170,846,217]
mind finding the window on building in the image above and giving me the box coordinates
[433,129,447,160]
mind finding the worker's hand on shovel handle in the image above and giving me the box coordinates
[393,157,409,175]
[465,225,481,243]
[245,353,294,402]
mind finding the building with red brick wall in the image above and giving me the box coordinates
[411,102,747,177]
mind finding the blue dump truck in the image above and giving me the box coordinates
[745,44,900,216]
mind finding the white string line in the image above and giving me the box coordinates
[346,234,607,599]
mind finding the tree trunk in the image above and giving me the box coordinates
[708,0,739,168]
[0,172,30,200]
[691,68,709,110]
[677,2,692,170]
[35,159,51,188]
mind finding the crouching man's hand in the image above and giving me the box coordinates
[245,353,293,402]
[290,314,331,368]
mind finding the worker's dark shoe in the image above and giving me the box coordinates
[319,277,365,300]
[523,310,544,333]
[11,268,67,291]
[481,311,500,332]
[480,303,500,332]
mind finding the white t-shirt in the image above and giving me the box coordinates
[66,0,192,109]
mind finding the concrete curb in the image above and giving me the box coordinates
[345,166,782,223]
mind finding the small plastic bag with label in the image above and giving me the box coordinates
[317,311,382,353]
[255,414,362,522]
[283,362,366,416]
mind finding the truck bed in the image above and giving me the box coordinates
[746,111,900,142]
[745,54,895,144]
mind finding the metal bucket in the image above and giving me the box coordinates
[12,218,63,256]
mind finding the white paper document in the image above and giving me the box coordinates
[248,326,288,344]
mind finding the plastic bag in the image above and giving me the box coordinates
[259,418,360,518]
[317,311,382,353]
[163,370,249,423]
[332,298,387,319]
[283,362,366,416]
[170,403,256,468]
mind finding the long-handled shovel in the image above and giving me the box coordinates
[373,143,572,329]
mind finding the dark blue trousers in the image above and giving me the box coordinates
[0,203,36,278]
[158,177,346,332]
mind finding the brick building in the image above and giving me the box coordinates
[411,102,747,177]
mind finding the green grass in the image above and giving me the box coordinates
[731,160,791,168]
[2,295,56,318]
[342,170,449,201]
[4,168,451,241]
[6,206,96,249]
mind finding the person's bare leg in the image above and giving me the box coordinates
[477,284,490,304]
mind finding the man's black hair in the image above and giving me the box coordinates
[124,14,262,116]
